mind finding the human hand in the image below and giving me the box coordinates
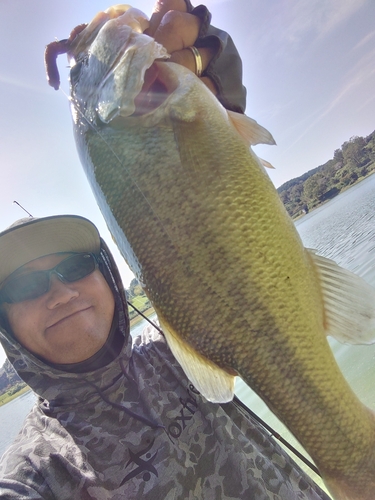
[145,0,218,95]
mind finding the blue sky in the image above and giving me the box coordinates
[0,0,374,365]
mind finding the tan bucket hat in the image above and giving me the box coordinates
[0,215,101,285]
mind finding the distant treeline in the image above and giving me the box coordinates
[125,279,152,320]
[277,130,375,218]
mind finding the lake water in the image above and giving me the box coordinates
[0,390,37,457]
[1,175,375,492]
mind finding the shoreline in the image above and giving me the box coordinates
[291,170,375,221]
[0,386,31,408]
[129,307,156,328]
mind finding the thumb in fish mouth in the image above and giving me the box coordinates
[132,64,165,116]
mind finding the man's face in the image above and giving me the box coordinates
[2,253,115,365]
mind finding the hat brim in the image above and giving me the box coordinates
[0,215,101,285]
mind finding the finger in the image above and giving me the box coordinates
[169,46,215,76]
[146,0,187,37]
[169,46,218,95]
[153,11,201,53]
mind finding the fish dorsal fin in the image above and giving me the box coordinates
[227,110,276,147]
[158,317,236,403]
[309,250,375,344]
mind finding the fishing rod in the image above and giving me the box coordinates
[127,301,321,478]
[233,396,321,477]
[127,301,163,334]
[13,201,33,217]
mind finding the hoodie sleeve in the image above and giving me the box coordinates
[0,481,46,499]
[183,1,247,113]
[0,444,49,500]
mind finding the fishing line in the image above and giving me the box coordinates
[59,87,177,246]
[233,396,321,477]
[13,201,33,217]
[126,300,163,335]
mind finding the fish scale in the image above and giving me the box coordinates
[60,7,375,499]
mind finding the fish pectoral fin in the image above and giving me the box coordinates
[309,249,375,344]
[158,318,236,403]
[227,110,276,147]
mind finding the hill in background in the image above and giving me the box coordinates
[277,130,375,218]
[0,358,25,397]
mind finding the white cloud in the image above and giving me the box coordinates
[280,0,369,47]
[351,30,375,53]
[280,45,375,154]
[0,75,48,94]
[243,0,370,65]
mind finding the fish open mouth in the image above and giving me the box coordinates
[132,63,169,116]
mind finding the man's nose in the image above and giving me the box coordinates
[45,274,79,309]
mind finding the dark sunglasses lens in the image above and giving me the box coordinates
[1,254,97,304]
[56,254,97,282]
[5,273,50,303]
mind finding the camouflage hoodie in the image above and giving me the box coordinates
[0,242,330,499]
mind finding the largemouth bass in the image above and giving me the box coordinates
[46,6,375,499]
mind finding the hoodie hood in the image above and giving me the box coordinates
[0,238,131,408]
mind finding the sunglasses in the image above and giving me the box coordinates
[0,253,99,304]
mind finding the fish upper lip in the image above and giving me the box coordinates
[47,307,91,329]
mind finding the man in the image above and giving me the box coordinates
[0,214,330,499]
